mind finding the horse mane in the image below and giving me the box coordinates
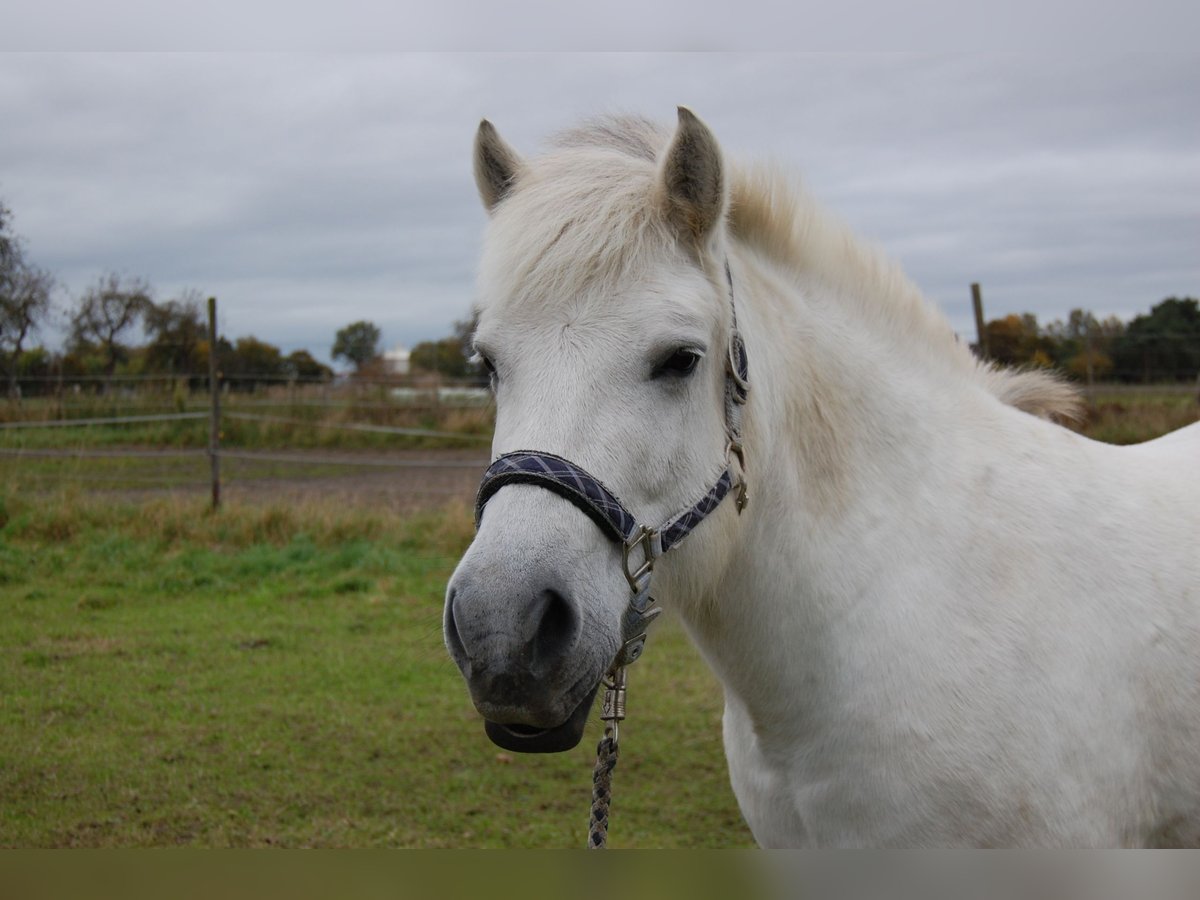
[548,115,1082,423]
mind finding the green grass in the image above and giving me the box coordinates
[0,493,751,848]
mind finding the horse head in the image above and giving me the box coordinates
[444,108,748,752]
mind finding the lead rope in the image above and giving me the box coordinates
[587,666,627,848]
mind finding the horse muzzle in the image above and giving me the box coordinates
[444,541,618,752]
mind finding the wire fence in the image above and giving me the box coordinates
[7,382,1196,512]
[0,412,209,429]
[0,386,493,509]
[3,284,1195,509]
[2,370,494,405]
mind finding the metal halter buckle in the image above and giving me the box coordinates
[617,526,662,668]
[599,666,627,745]
[622,525,657,595]
[726,440,749,513]
[727,333,750,397]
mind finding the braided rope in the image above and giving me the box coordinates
[588,730,619,849]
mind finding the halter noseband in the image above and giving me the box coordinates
[474,263,750,667]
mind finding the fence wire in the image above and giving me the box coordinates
[219,450,486,469]
[0,397,493,512]
[1,412,207,429]
[0,447,207,460]
[222,412,490,441]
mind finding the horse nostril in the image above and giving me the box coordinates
[444,586,471,674]
[530,588,579,675]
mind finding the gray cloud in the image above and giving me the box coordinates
[5,1,1198,52]
[0,52,1197,364]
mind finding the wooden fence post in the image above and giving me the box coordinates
[971,283,989,360]
[208,296,221,511]
[1085,316,1096,392]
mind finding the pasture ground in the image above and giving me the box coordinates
[0,492,752,848]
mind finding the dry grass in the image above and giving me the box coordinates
[1074,388,1200,445]
[0,486,476,554]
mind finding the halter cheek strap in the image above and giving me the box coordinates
[474,263,749,668]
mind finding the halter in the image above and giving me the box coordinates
[474,262,750,667]
[472,262,750,848]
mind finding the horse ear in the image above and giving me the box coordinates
[659,107,727,245]
[474,120,524,214]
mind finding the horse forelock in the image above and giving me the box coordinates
[482,114,1080,423]
[478,145,677,316]
[548,114,666,162]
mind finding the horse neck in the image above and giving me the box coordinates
[737,246,978,519]
[675,246,995,729]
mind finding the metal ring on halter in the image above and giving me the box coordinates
[726,440,749,513]
[600,666,627,735]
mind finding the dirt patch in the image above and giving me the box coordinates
[222,449,488,512]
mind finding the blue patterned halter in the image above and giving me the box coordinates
[474,263,750,668]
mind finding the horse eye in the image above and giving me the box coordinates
[654,348,703,378]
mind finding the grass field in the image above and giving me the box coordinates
[0,493,752,848]
[1,386,1195,848]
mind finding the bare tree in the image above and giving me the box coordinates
[0,202,14,271]
[70,272,153,393]
[0,202,55,399]
[1,267,54,399]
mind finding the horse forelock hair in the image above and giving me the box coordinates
[490,114,1080,422]
[480,143,674,314]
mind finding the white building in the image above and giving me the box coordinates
[382,344,410,376]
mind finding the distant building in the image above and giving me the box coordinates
[382,344,410,376]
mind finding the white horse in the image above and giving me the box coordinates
[443,108,1200,847]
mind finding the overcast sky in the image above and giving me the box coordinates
[1,52,1197,366]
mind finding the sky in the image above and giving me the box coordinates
[1,51,1197,366]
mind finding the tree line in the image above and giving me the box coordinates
[1,200,338,398]
[398,301,1200,386]
[978,299,1200,384]
[1,198,476,398]
[4,196,1197,398]
[326,318,481,381]
[1,270,336,397]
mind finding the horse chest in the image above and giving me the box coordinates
[721,704,1006,848]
